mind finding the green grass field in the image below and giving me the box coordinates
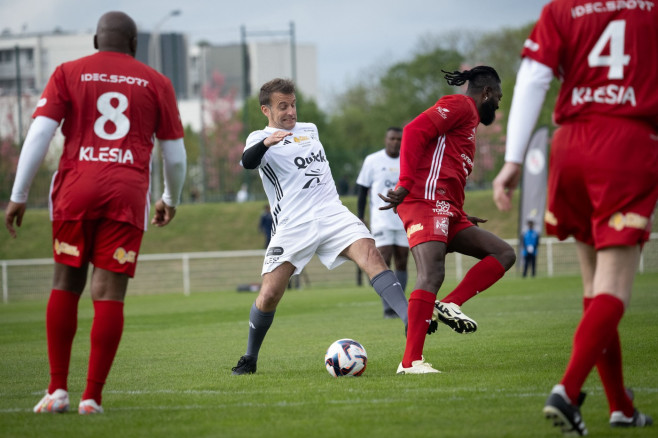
[1,274,657,438]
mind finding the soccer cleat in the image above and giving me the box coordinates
[543,384,588,436]
[396,357,441,374]
[231,355,257,375]
[33,389,70,413]
[78,399,104,415]
[431,301,477,334]
[610,409,653,428]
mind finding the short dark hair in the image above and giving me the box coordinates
[387,127,402,134]
[259,78,296,106]
[442,66,500,92]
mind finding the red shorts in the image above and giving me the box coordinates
[397,198,474,249]
[546,117,658,249]
[52,219,144,277]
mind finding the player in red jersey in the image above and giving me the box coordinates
[380,66,515,374]
[492,1,656,434]
[4,11,186,414]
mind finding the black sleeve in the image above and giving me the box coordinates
[241,139,268,169]
[356,184,369,220]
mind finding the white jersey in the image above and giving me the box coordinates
[356,149,405,232]
[244,122,348,234]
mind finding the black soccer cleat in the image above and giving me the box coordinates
[543,384,588,436]
[231,355,257,375]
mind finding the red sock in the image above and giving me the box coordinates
[402,290,436,367]
[584,297,634,416]
[82,300,124,405]
[46,289,81,394]
[440,256,505,306]
[561,294,624,404]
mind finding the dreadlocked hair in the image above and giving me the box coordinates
[441,66,500,90]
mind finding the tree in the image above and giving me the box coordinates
[201,71,244,201]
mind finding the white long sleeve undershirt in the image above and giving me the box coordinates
[10,116,59,203]
[159,138,187,207]
[505,58,554,164]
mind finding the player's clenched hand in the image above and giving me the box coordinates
[151,199,176,227]
[378,186,409,214]
[264,130,293,146]
[5,201,26,238]
[493,162,522,211]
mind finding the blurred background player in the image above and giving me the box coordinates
[492,0,656,434]
[521,219,539,278]
[232,78,408,375]
[259,205,273,248]
[356,127,410,318]
[380,66,515,374]
[4,11,186,414]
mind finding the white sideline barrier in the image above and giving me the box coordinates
[2,235,657,303]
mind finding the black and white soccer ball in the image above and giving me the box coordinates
[324,338,367,377]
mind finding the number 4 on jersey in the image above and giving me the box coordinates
[587,20,630,80]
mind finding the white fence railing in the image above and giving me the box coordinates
[2,235,657,303]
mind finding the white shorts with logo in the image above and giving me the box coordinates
[370,228,409,248]
[262,210,373,275]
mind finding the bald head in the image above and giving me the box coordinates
[94,11,137,57]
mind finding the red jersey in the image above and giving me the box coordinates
[523,0,658,126]
[398,94,479,208]
[34,51,184,230]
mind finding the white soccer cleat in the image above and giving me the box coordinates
[396,357,441,374]
[433,301,478,334]
[33,389,70,413]
[78,399,104,415]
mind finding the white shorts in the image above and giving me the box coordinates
[262,210,373,275]
[371,228,409,248]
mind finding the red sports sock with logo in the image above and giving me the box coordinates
[583,297,634,416]
[402,289,436,367]
[82,300,124,405]
[561,294,624,404]
[46,289,81,394]
[440,255,505,306]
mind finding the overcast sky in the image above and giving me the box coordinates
[1,0,550,102]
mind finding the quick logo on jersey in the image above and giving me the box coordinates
[81,73,149,87]
[294,151,326,169]
[79,147,134,164]
[113,247,136,264]
[37,98,47,108]
[572,85,636,107]
[54,239,80,257]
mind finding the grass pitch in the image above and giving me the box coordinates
[1,274,656,438]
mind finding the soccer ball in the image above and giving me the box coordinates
[324,338,367,377]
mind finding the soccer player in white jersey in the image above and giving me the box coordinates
[356,127,409,318]
[232,78,409,375]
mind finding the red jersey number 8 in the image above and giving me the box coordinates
[94,92,130,140]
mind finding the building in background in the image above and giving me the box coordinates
[0,28,316,137]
